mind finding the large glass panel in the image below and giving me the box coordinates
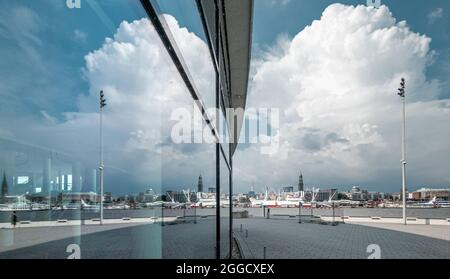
[161,98,216,259]
[0,0,195,259]
[153,0,216,112]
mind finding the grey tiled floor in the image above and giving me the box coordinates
[234,218,450,259]
[0,218,448,259]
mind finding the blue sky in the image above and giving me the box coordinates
[4,0,446,118]
[252,0,450,98]
[157,0,450,99]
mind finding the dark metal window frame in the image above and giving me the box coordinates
[140,0,232,259]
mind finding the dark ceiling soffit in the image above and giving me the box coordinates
[196,0,229,137]
[198,0,254,155]
[225,0,254,154]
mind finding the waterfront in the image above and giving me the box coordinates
[1,207,449,223]
[247,207,450,219]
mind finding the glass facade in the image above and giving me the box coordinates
[1,0,449,263]
[0,0,235,259]
[154,0,216,111]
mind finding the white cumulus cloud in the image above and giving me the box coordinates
[1,15,216,194]
[235,4,450,193]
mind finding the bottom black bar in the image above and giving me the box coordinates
[0,259,446,278]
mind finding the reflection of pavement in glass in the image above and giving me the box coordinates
[0,223,162,259]
[0,223,155,253]
[234,219,450,259]
[0,220,218,259]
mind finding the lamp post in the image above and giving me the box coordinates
[99,90,107,225]
[397,78,407,225]
[298,202,302,224]
[332,202,335,223]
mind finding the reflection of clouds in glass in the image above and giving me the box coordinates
[81,16,214,191]
[0,16,215,194]
[0,4,44,71]
[73,29,87,43]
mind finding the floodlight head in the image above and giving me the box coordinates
[99,90,107,108]
[397,78,406,98]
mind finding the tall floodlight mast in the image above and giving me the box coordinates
[397,78,407,225]
[99,90,107,225]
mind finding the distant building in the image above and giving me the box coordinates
[351,186,360,193]
[208,187,216,194]
[116,195,136,203]
[104,192,113,203]
[413,188,450,200]
[247,186,256,198]
[237,194,250,205]
[350,186,368,201]
[165,191,182,202]
[283,186,294,193]
[59,192,99,204]
[411,192,421,200]
[367,191,384,201]
[298,172,304,192]
[3,195,28,205]
[391,192,401,201]
[316,189,337,202]
[397,188,409,201]
[137,189,157,203]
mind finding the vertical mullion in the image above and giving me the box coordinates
[229,140,233,258]
[215,0,221,260]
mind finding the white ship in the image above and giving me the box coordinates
[192,192,230,208]
[409,196,450,208]
[0,195,49,211]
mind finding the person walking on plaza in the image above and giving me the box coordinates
[11,210,17,229]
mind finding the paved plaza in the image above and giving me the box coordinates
[234,218,450,259]
[0,218,449,259]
